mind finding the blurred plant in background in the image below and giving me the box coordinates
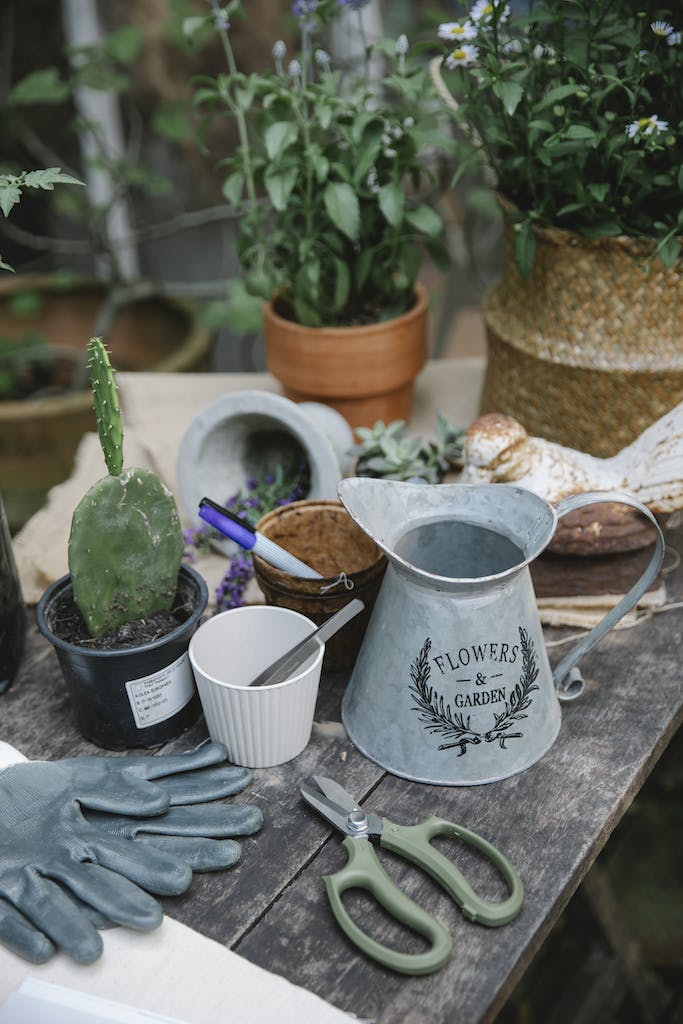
[187,0,453,330]
[436,0,683,274]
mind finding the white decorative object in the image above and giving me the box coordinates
[460,403,683,512]
[176,391,349,522]
[189,606,324,768]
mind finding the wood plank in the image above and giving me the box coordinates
[234,524,683,1023]
[5,522,681,1023]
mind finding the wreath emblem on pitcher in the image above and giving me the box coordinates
[409,627,539,756]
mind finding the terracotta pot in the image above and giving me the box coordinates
[262,284,428,430]
[0,275,212,530]
[481,208,683,457]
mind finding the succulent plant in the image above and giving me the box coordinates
[68,338,184,637]
[352,416,465,484]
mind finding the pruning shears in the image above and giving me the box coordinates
[300,776,524,976]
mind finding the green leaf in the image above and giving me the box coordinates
[23,168,82,189]
[0,183,22,217]
[183,16,208,40]
[565,124,597,141]
[104,25,143,64]
[151,102,190,142]
[355,247,374,289]
[222,171,244,205]
[323,182,360,242]
[678,165,683,192]
[264,122,298,161]
[405,204,443,238]
[9,68,70,106]
[317,104,332,130]
[656,235,680,269]
[513,220,536,279]
[378,182,404,227]
[495,81,524,116]
[533,83,583,112]
[587,183,610,203]
[425,236,452,272]
[264,164,298,211]
[331,258,351,312]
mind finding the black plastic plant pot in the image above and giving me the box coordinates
[35,565,208,751]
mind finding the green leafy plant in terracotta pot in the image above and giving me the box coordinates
[187,0,454,428]
[36,338,208,750]
[434,0,683,456]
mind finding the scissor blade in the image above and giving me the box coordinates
[312,775,361,812]
[300,779,356,834]
[301,777,383,837]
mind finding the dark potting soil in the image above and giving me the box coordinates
[48,583,196,651]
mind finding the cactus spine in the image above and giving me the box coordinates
[68,338,184,638]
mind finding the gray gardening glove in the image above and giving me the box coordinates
[0,741,262,965]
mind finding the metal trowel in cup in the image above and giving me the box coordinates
[249,599,364,688]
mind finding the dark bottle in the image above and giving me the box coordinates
[0,495,25,694]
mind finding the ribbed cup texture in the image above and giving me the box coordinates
[195,666,321,768]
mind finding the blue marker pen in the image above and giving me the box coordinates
[198,497,323,580]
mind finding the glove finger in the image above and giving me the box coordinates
[0,897,55,964]
[87,835,193,896]
[45,860,163,932]
[78,773,170,817]
[121,742,229,780]
[132,835,242,872]
[88,803,263,839]
[153,765,253,805]
[11,873,103,964]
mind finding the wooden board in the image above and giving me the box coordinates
[4,523,683,1023]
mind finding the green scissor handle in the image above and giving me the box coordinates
[379,816,524,926]
[323,836,453,976]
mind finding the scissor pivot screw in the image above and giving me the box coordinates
[347,810,369,834]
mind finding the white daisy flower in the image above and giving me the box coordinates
[667,30,682,45]
[445,44,479,68]
[626,114,669,138]
[395,34,409,55]
[438,21,477,42]
[650,20,674,37]
[470,0,510,25]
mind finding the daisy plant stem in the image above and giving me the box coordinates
[210,2,263,249]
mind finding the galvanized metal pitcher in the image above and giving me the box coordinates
[338,480,664,786]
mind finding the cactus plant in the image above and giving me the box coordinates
[68,338,184,638]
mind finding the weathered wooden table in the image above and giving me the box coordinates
[5,519,682,1024]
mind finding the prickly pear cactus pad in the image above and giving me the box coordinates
[68,338,184,638]
[69,470,184,637]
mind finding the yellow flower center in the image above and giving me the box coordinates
[638,117,653,127]
[450,25,465,35]
[483,4,493,14]
[452,49,467,60]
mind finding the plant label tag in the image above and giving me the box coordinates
[126,653,195,729]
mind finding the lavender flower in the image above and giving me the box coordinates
[215,552,254,612]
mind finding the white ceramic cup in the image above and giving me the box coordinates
[188,606,324,768]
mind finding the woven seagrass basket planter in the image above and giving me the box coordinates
[480,216,683,457]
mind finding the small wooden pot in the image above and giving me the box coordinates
[263,285,428,430]
[252,500,386,672]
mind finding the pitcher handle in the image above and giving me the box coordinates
[551,491,665,702]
